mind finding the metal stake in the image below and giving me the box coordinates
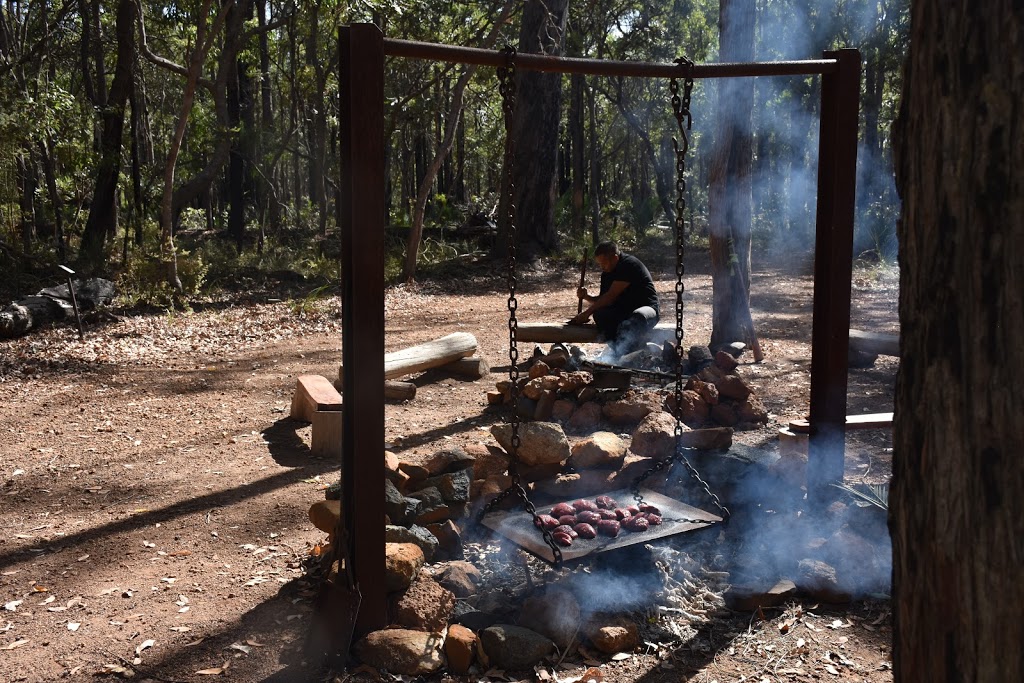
[58,265,84,341]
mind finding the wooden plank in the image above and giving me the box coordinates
[381,332,477,379]
[849,328,900,357]
[291,375,343,422]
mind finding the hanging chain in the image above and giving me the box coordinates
[476,46,562,566]
[631,56,729,524]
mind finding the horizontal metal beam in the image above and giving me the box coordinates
[383,38,838,79]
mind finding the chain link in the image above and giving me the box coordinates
[630,56,730,524]
[476,46,562,566]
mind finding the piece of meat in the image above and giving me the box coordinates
[614,508,633,520]
[572,499,599,512]
[573,523,597,539]
[553,524,578,539]
[595,495,619,510]
[638,504,661,515]
[598,509,618,520]
[624,515,650,532]
[534,514,559,529]
[646,513,662,526]
[597,519,621,537]
[552,531,573,546]
[558,514,578,526]
[625,505,641,516]
[575,510,601,525]
[550,503,575,518]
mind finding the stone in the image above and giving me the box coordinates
[686,377,719,406]
[725,579,797,611]
[796,559,852,603]
[517,396,538,419]
[576,386,599,403]
[630,411,681,460]
[737,395,769,425]
[713,350,739,372]
[308,500,341,535]
[723,341,746,357]
[602,389,662,425]
[557,371,592,393]
[426,520,464,560]
[522,377,546,400]
[410,487,451,525]
[385,479,422,527]
[552,399,576,422]
[419,469,472,504]
[385,543,425,592]
[528,360,551,379]
[570,431,627,469]
[566,400,603,434]
[454,610,500,631]
[423,446,476,476]
[710,402,739,427]
[354,629,444,675]
[391,576,456,632]
[386,524,439,562]
[534,389,557,421]
[399,461,431,482]
[487,390,505,405]
[490,422,570,467]
[666,389,709,428]
[479,625,555,671]
[533,470,613,500]
[444,624,477,674]
[517,588,581,650]
[687,345,713,371]
[680,426,733,450]
[469,444,510,480]
[617,349,649,367]
[438,560,481,598]
[585,616,640,654]
[518,461,565,483]
[713,374,752,401]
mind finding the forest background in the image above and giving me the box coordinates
[0,0,907,305]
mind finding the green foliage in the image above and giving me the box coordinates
[118,249,208,310]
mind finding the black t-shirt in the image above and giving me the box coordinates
[600,252,659,314]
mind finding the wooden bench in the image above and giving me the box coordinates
[290,375,343,459]
[516,322,677,345]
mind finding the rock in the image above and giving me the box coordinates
[423,446,476,476]
[528,360,551,379]
[469,444,510,480]
[665,389,709,427]
[680,426,733,450]
[391,576,456,632]
[725,579,797,611]
[586,616,640,654]
[533,470,613,500]
[713,374,752,401]
[770,446,807,488]
[487,390,505,405]
[479,625,555,671]
[385,479,422,526]
[522,377,546,400]
[796,559,851,603]
[566,400,603,434]
[602,389,662,425]
[517,589,581,650]
[454,610,501,631]
[410,487,451,525]
[723,341,746,357]
[518,461,564,483]
[630,411,679,460]
[517,396,538,419]
[418,469,472,504]
[386,525,439,562]
[617,349,648,367]
[570,431,627,469]
[534,389,557,421]
[713,350,739,372]
[399,461,431,482]
[686,377,719,406]
[491,422,570,467]
[737,395,769,425]
[385,543,425,592]
[354,629,444,675]
[576,385,599,403]
[325,480,342,500]
[687,345,713,371]
[557,371,592,393]
[444,624,477,674]
[426,520,464,560]
[552,399,576,422]
[308,500,341,535]
[710,402,739,427]
[438,561,481,598]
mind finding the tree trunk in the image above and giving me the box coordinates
[890,2,1024,681]
[37,137,66,262]
[16,151,36,252]
[79,0,135,272]
[508,0,570,258]
[129,82,144,249]
[570,73,585,236]
[588,79,601,244]
[708,0,756,351]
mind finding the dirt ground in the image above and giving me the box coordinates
[0,253,898,682]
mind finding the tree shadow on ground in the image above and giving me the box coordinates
[262,418,323,468]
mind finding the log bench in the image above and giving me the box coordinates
[515,322,677,345]
[849,328,900,357]
[290,374,343,459]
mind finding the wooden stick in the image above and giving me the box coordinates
[577,248,588,315]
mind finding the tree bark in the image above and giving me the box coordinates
[508,0,570,258]
[79,0,135,272]
[708,0,757,352]
[570,73,585,236]
[587,79,600,244]
[890,2,1024,681]
[16,151,36,252]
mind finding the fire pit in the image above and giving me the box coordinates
[480,488,722,562]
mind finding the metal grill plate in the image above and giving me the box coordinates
[480,488,722,562]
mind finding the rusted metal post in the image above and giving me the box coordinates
[339,23,387,636]
[808,49,861,507]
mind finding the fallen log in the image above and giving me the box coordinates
[331,377,417,401]
[442,355,490,379]
[381,332,477,379]
[849,328,899,357]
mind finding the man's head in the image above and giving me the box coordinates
[594,241,620,273]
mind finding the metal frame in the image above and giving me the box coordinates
[337,22,859,638]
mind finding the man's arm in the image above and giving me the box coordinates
[568,280,629,324]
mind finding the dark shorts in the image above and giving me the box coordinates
[593,305,659,353]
